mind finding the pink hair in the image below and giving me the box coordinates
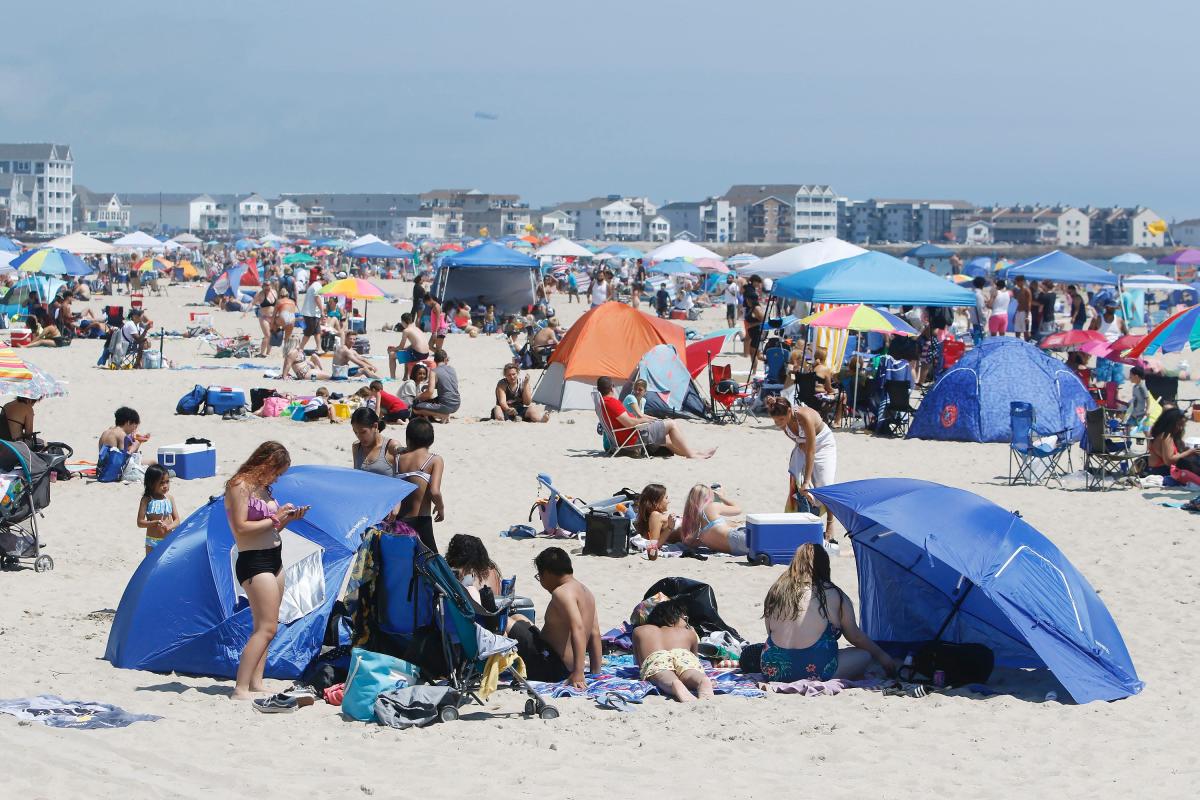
[679,484,714,546]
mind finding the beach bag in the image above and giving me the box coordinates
[260,397,289,417]
[175,384,208,415]
[121,451,146,483]
[96,445,128,483]
[583,509,631,557]
[342,647,419,722]
[902,641,994,687]
[643,577,742,641]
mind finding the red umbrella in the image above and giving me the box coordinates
[1081,334,1146,365]
[685,329,738,377]
[1040,330,1104,351]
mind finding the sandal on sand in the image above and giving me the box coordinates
[596,692,641,712]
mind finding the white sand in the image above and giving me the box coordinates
[0,280,1196,798]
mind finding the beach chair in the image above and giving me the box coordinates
[411,547,558,721]
[757,346,788,405]
[592,390,650,458]
[1008,401,1073,488]
[1144,373,1179,406]
[877,380,918,437]
[708,361,752,424]
[0,440,65,573]
[1081,408,1139,491]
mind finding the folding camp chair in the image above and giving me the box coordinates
[1144,374,1179,406]
[592,390,650,457]
[757,346,788,406]
[1082,408,1140,490]
[792,371,838,424]
[1008,401,1073,488]
[708,362,752,424]
[877,380,918,437]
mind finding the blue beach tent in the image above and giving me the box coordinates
[434,241,539,313]
[1004,250,1119,287]
[203,264,249,304]
[812,478,1143,703]
[346,241,408,259]
[104,466,413,679]
[621,344,708,420]
[904,242,954,259]
[908,338,1095,443]
[773,251,975,307]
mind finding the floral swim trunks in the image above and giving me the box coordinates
[639,648,703,680]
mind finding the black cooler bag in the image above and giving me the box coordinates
[583,509,631,557]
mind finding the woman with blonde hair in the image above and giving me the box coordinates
[224,441,309,701]
[760,543,896,682]
[678,484,746,555]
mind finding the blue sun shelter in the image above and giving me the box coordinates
[813,478,1143,703]
[621,344,708,420]
[908,337,1095,443]
[105,465,413,679]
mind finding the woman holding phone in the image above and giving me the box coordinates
[224,441,308,701]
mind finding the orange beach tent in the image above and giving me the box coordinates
[532,301,685,410]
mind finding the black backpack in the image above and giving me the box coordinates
[900,641,994,687]
[175,384,208,415]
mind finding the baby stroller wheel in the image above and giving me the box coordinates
[524,699,536,716]
[34,554,54,573]
[537,705,559,720]
[438,705,459,723]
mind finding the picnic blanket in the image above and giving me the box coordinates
[0,695,161,730]
[526,653,765,700]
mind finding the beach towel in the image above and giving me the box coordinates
[0,695,161,729]
[764,677,883,696]
[526,653,765,700]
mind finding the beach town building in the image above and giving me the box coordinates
[271,199,308,237]
[0,173,37,232]
[536,209,576,239]
[72,186,130,232]
[1170,218,1200,246]
[643,214,670,242]
[838,198,970,244]
[120,193,195,232]
[1085,206,1165,248]
[189,195,231,234]
[234,193,271,237]
[552,197,644,241]
[658,198,736,243]
[422,190,531,239]
[280,193,423,239]
[0,143,74,233]
[721,184,838,243]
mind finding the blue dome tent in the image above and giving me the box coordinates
[908,338,1095,443]
[434,241,539,314]
[812,478,1143,703]
[621,344,708,420]
[104,466,413,679]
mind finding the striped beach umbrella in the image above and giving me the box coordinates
[135,256,172,273]
[318,277,386,301]
[0,348,33,381]
[800,303,918,336]
[11,248,93,277]
[1125,304,1200,358]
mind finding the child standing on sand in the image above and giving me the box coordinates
[137,464,179,555]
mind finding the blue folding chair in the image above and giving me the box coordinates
[757,346,788,407]
[1008,401,1073,487]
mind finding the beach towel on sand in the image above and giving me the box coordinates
[526,653,765,700]
[0,695,161,729]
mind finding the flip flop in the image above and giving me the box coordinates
[596,692,640,712]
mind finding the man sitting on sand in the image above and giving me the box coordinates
[411,349,460,423]
[492,363,549,422]
[386,313,432,379]
[332,331,379,379]
[597,376,715,459]
[633,599,714,702]
[506,547,602,688]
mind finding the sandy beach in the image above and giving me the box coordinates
[0,278,1196,799]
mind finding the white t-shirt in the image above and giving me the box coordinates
[300,280,322,317]
[722,283,739,304]
[121,319,141,342]
[590,279,608,305]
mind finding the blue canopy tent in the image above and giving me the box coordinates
[773,251,975,307]
[812,478,1143,703]
[0,236,20,253]
[434,241,539,314]
[105,465,413,679]
[620,344,708,420]
[908,338,1095,443]
[1004,250,1118,287]
[904,243,954,259]
[346,241,408,259]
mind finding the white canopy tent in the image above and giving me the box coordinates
[1122,273,1192,292]
[170,232,202,246]
[46,231,116,255]
[735,237,867,278]
[114,231,165,250]
[534,238,595,259]
[346,234,386,250]
[644,240,722,263]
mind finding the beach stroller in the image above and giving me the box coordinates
[0,440,65,572]
[410,547,558,721]
[531,473,636,537]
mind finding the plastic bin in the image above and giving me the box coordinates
[157,442,217,480]
[745,512,825,566]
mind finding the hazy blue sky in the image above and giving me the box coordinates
[3,0,1197,218]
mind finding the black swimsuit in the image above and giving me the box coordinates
[235,544,283,585]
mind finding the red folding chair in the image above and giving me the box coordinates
[708,362,753,424]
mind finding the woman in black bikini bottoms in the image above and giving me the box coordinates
[393,418,445,553]
[224,441,309,700]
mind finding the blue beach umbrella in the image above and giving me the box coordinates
[10,247,94,276]
[650,258,701,275]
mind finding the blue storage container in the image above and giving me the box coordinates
[745,512,825,566]
[157,443,217,480]
[205,386,247,414]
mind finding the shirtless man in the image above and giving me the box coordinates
[333,331,379,379]
[507,547,602,688]
[387,313,432,379]
[633,599,714,702]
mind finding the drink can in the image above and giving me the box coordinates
[500,577,514,597]
[933,669,946,688]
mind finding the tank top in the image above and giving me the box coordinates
[353,436,395,477]
[1098,315,1123,344]
[991,290,1011,314]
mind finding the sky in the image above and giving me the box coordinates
[3,0,1198,219]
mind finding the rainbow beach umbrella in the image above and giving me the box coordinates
[0,349,67,399]
[1125,304,1200,359]
[800,303,918,336]
[318,277,386,301]
[11,248,93,277]
[135,256,171,273]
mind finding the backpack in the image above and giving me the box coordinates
[176,384,208,415]
[900,641,994,687]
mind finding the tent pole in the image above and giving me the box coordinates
[932,582,974,641]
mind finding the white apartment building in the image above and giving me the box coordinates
[235,193,271,236]
[793,184,839,242]
[555,197,643,240]
[1171,218,1200,247]
[644,215,670,242]
[271,199,308,236]
[73,186,131,231]
[189,195,231,233]
[538,209,576,239]
[1056,207,1090,246]
[0,173,36,231]
[0,143,74,233]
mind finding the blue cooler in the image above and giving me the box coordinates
[157,442,217,480]
[205,386,247,414]
[745,512,824,566]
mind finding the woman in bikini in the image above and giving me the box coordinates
[760,543,896,683]
[634,482,677,559]
[224,441,308,700]
[393,418,445,553]
[764,394,838,541]
[350,407,403,477]
[678,484,746,555]
[1148,407,1200,486]
[249,279,279,357]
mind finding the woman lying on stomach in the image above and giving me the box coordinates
[760,543,896,683]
